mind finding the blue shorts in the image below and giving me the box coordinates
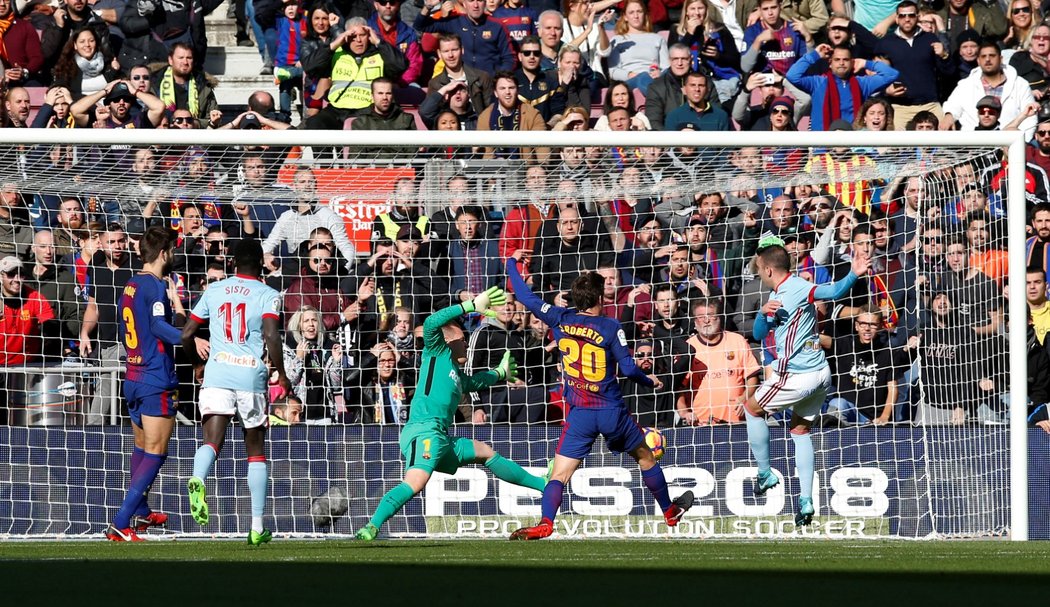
[556,406,646,460]
[125,382,178,427]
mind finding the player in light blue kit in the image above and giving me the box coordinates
[181,239,292,545]
[747,237,870,526]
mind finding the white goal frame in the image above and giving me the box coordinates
[0,128,1029,541]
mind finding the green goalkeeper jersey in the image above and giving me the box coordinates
[408,303,501,428]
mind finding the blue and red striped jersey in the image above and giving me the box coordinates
[508,259,653,410]
[119,274,181,390]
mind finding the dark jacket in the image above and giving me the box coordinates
[28,264,83,362]
[428,65,494,120]
[118,0,223,70]
[413,12,514,74]
[149,67,219,125]
[447,238,503,299]
[874,31,954,105]
[645,70,686,131]
[302,38,408,86]
[350,104,416,131]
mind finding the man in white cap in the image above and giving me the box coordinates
[0,256,55,424]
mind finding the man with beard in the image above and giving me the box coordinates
[70,80,165,128]
[46,198,83,261]
[934,234,1002,336]
[621,340,676,429]
[2,88,32,128]
[824,307,904,425]
[284,244,347,332]
[884,176,926,262]
[105,227,188,541]
[110,148,170,237]
[81,223,141,424]
[874,1,953,129]
[660,245,719,303]
[232,151,292,239]
[680,297,759,426]
[27,230,82,363]
[941,41,1036,136]
[665,71,731,132]
[1026,202,1050,283]
[478,71,550,163]
[786,43,898,132]
[263,166,356,268]
[532,207,614,305]
[1027,113,1050,177]
[150,44,220,128]
[366,0,422,88]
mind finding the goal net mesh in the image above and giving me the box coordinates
[0,135,1017,539]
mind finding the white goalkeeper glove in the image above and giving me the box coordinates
[463,286,507,318]
[494,350,518,382]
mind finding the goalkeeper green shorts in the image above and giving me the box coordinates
[399,421,476,475]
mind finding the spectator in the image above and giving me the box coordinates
[532,206,614,303]
[51,26,120,98]
[0,183,32,259]
[514,36,554,120]
[547,44,591,119]
[149,43,219,129]
[1010,22,1050,93]
[419,78,479,129]
[1002,0,1039,50]
[284,306,342,420]
[52,196,85,259]
[0,0,44,85]
[348,341,413,424]
[965,211,1008,284]
[1026,266,1050,346]
[465,296,545,423]
[269,395,304,426]
[0,256,54,380]
[414,0,514,75]
[262,166,356,267]
[622,339,677,428]
[272,0,304,117]
[679,297,760,426]
[499,170,557,264]
[668,0,743,103]
[731,70,790,130]
[117,0,213,71]
[284,241,347,333]
[44,0,117,67]
[803,134,878,215]
[478,71,549,163]
[303,17,408,129]
[29,86,74,129]
[488,0,539,49]
[26,230,81,362]
[80,223,138,425]
[664,70,732,131]
[874,1,953,130]
[232,151,292,238]
[561,0,615,90]
[645,43,692,131]
[936,234,1003,335]
[675,217,725,300]
[825,306,903,425]
[786,43,898,132]
[300,1,343,118]
[535,9,566,71]
[367,0,422,88]
[607,0,669,95]
[937,0,1008,50]
[371,177,430,243]
[349,77,417,131]
[448,206,503,307]
[742,0,811,78]
[1026,201,1050,283]
[941,40,1036,136]
[426,33,494,118]
[751,94,796,131]
[70,80,165,128]
[854,97,895,132]
[595,80,651,131]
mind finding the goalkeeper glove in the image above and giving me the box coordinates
[462,286,507,318]
[494,350,518,382]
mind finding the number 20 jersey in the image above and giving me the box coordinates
[189,275,282,393]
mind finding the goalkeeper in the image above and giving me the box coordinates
[355,287,548,541]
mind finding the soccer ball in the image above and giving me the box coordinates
[643,427,665,461]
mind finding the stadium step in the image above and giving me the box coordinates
[203,47,275,107]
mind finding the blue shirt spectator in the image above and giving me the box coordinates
[786,45,898,131]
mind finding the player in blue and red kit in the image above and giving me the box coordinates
[506,252,694,540]
[747,238,870,526]
[107,227,196,541]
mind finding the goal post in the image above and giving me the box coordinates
[0,128,1031,540]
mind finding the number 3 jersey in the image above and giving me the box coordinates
[190,274,282,393]
[119,273,181,391]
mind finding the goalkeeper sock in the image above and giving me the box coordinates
[640,463,672,512]
[791,431,815,500]
[192,442,219,482]
[484,453,546,492]
[247,456,268,534]
[114,453,165,529]
[540,480,564,523]
[368,481,416,531]
[745,409,771,475]
[131,447,151,516]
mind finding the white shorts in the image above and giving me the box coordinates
[199,387,269,429]
[754,367,831,420]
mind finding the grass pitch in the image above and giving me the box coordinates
[1,539,1047,606]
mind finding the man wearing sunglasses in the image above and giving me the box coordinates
[941,39,1036,136]
[0,256,55,424]
[366,0,423,87]
[70,80,165,128]
[937,0,1008,49]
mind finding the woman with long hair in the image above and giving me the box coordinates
[854,97,895,131]
[668,0,741,102]
[593,79,651,130]
[300,1,343,117]
[283,306,342,421]
[561,0,617,90]
[607,0,669,95]
[51,27,120,99]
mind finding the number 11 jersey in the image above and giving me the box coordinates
[189,274,282,393]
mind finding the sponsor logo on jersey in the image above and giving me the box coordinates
[617,329,628,347]
[152,302,165,316]
[215,352,259,368]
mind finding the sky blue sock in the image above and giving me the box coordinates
[113,453,165,529]
[745,410,771,475]
[540,480,564,523]
[192,443,218,481]
[641,463,672,511]
[248,459,268,533]
[130,447,151,516]
[792,432,815,500]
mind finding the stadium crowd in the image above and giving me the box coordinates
[0,0,1049,432]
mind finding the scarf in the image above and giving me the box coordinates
[867,270,899,329]
[489,105,521,159]
[75,52,105,79]
[823,71,862,129]
[0,11,14,62]
[159,67,199,115]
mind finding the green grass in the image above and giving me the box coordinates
[1,540,1048,606]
